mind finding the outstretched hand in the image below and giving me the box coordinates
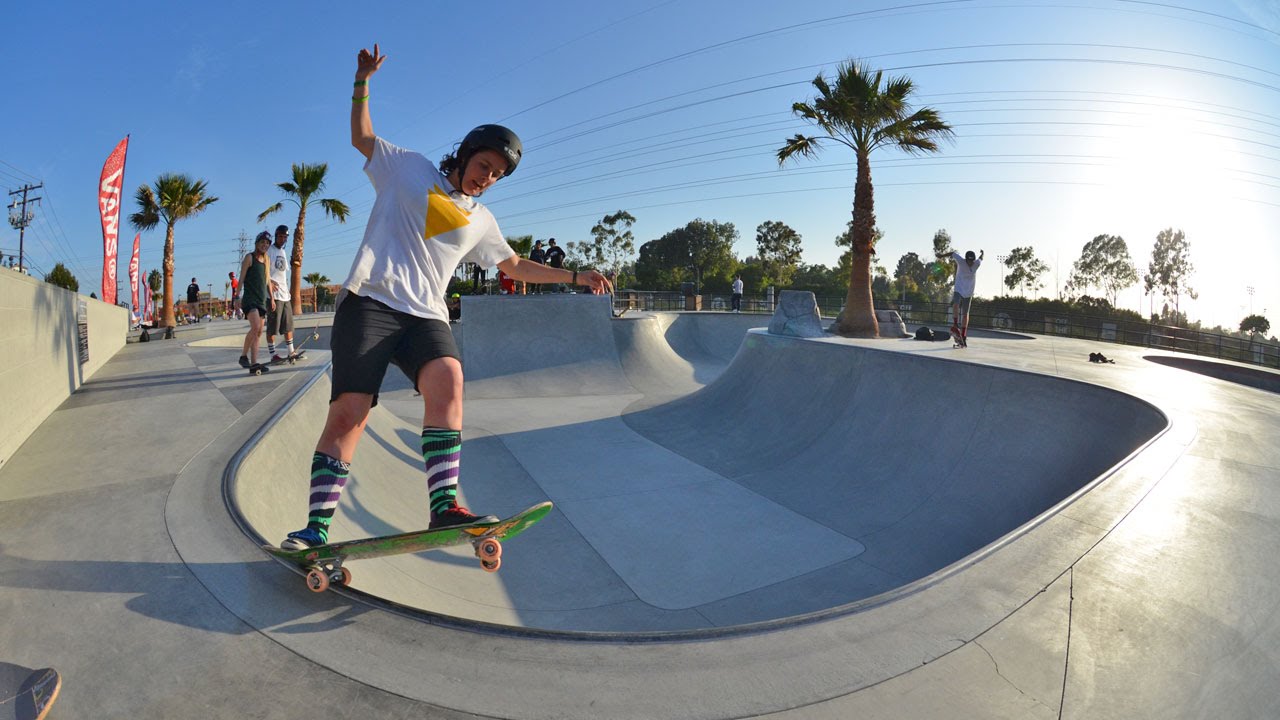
[578,269,614,295]
[356,43,387,80]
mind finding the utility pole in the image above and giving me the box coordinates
[235,229,248,269]
[7,183,43,274]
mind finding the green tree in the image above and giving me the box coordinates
[1066,233,1138,306]
[777,59,954,337]
[586,210,637,280]
[635,219,738,292]
[129,173,218,328]
[257,163,351,314]
[304,272,331,312]
[754,220,803,287]
[894,252,928,291]
[1144,228,1196,317]
[1240,314,1270,336]
[506,234,534,257]
[44,263,79,292]
[1003,246,1049,297]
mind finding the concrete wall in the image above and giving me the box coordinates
[0,270,128,469]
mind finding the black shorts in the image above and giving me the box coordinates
[243,303,268,318]
[330,292,460,407]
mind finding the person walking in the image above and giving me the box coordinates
[937,248,984,346]
[266,224,296,362]
[279,43,612,551]
[186,277,201,323]
[239,232,274,369]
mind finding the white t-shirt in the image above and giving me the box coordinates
[267,243,290,301]
[342,137,515,322]
[950,252,982,298]
[732,278,743,294]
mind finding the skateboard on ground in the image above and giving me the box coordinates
[248,362,271,376]
[0,666,60,720]
[263,501,553,593]
[950,324,967,348]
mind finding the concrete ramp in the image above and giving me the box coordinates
[625,331,1168,591]
[233,297,1166,632]
[459,295,632,398]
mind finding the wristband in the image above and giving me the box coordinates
[352,95,369,103]
[353,80,367,87]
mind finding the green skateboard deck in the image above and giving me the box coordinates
[263,501,552,593]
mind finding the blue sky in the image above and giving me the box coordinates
[3,0,1277,328]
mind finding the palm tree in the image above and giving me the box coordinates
[257,163,350,314]
[778,60,953,337]
[303,272,331,312]
[129,174,218,329]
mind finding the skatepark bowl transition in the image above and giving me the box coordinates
[5,291,1280,719]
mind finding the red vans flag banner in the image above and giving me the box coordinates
[98,136,129,305]
[129,233,141,324]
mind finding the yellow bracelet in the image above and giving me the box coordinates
[352,95,368,103]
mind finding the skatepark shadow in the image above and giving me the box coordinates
[0,548,372,636]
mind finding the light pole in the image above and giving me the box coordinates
[1247,286,1255,315]
[996,254,1009,296]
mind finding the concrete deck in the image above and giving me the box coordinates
[2,295,1278,718]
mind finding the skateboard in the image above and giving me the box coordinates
[950,324,967,348]
[263,501,553,593]
[0,666,60,720]
[248,362,271,376]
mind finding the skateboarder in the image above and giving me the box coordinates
[238,232,273,370]
[280,43,612,551]
[937,248,983,346]
[266,224,296,362]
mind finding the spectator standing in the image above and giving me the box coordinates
[545,238,566,292]
[528,239,547,293]
[266,224,296,361]
[731,274,744,313]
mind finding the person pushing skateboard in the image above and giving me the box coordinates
[280,43,612,551]
[936,248,983,347]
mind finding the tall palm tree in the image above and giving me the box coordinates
[257,163,350,314]
[778,60,953,337]
[303,272,331,312]
[129,174,218,329]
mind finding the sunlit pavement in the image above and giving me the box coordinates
[2,297,1277,719]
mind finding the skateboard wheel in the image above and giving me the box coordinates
[480,558,501,573]
[333,567,352,586]
[305,568,330,592]
[476,538,502,561]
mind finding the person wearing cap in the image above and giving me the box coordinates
[280,43,614,552]
[266,224,296,362]
[528,240,547,293]
[238,232,274,369]
[936,247,984,346]
[228,271,240,319]
[544,238,566,292]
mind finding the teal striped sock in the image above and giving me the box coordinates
[422,428,462,520]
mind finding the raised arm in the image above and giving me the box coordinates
[351,44,387,161]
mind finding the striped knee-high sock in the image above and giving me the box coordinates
[306,452,350,543]
[422,428,462,521]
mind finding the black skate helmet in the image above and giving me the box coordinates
[458,124,523,177]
